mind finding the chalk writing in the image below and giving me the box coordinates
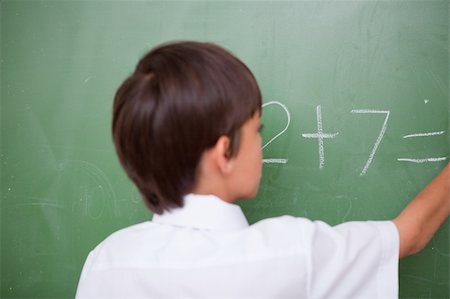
[350,109,390,175]
[302,105,339,169]
[261,101,446,174]
[263,158,289,164]
[262,101,290,164]
[397,157,448,163]
[59,160,116,219]
[403,131,445,138]
[399,130,448,164]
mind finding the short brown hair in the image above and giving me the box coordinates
[112,41,262,214]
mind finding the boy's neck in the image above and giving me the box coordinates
[190,185,237,204]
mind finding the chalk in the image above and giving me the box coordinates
[403,131,445,138]
[263,159,288,164]
[397,157,448,163]
[261,101,291,150]
[302,105,339,169]
[261,101,291,164]
[302,133,339,139]
[351,109,390,175]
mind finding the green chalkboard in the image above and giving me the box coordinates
[1,1,448,298]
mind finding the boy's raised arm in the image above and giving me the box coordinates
[393,163,450,258]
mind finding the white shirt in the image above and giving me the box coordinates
[76,194,399,299]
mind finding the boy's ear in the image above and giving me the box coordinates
[214,135,234,175]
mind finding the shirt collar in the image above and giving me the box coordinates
[151,194,249,232]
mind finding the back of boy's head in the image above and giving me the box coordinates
[112,41,262,214]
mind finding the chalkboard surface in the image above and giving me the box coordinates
[1,1,448,298]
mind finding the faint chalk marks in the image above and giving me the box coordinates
[432,249,438,280]
[431,247,450,257]
[57,160,117,219]
[334,195,353,223]
[40,144,112,154]
[406,275,449,286]
[6,194,69,213]
[14,201,66,210]
[341,198,353,223]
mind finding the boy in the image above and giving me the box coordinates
[76,41,449,298]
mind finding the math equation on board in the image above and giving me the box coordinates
[261,101,448,176]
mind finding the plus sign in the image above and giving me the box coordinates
[302,105,339,169]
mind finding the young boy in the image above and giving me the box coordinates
[76,41,449,298]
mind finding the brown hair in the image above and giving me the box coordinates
[112,41,262,214]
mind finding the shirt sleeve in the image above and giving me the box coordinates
[75,249,101,299]
[306,220,399,299]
